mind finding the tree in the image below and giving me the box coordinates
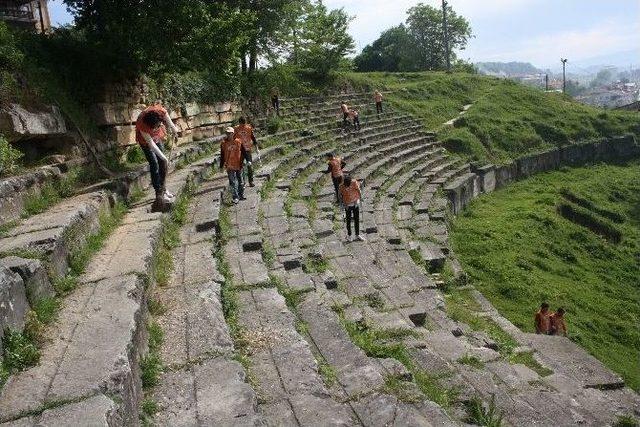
[589,69,613,88]
[295,2,354,77]
[406,3,472,70]
[354,25,419,72]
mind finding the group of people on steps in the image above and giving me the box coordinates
[135,91,384,238]
[535,303,568,336]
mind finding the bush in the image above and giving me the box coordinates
[0,134,23,176]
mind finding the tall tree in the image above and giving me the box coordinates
[406,3,472,70]
[296,1,354,77]
[354,25,419,72]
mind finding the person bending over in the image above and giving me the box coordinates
[135,103,181,205]
[340,175,365,242]
[325,152,346,203]
[549,307,568,337]
[534,302,551,334]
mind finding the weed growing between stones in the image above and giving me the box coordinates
[383,375,422,404]
[464,395,503,427]
[53,275,78,296]
[147,296,167,316]
[457,355,485,369]
[317,355,338,388]
[32,297,60,325]
[141,321,164,389]
[508,352,552,377]
[261,239,275,268]
[614,415,639,427]
[128,185,146,204]
[0,329,40,383]
[69,201,127,275]
[140,397,159,426]
[302,253,328,274]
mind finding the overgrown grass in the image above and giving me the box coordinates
[1,329,40,384]
[465,396,504,427]
[141,321,164,389]
[450,161,640,390]
[347,72,639,165]
[457,355,485,369]
[508,352,552,377]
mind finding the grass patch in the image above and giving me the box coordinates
[457,355,485,369]
[53,275,78,296]
[450,162,640,390]
[302,253,328,274]
[355,292,385,310]
[383,375,422,403]
[261,239,275,268]
[614,415,639,427]
[148,297,167,316]
[69,201,127,276]
[32,297,60,324]
[317,356,338,388]
[508,352,553,377]
[1,329,40,375]
[465,395,504,427]
[141,321,164,390]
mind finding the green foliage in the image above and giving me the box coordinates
[302,253,328,274]
[141,322,164,390]
[33,298,60,325]
[0,134,23,177]
[126,145,146,165]
[451,162,640,390]
[1,330,40,373]
[141,398,159,417]
[0,22,24,104]
[346,72,640,164]
[509,352,553,377]
[53,275,79,296]
[355,4,472,72]
[457,355,485,369]
[615,415,639,427]
[317,356,338,387]
[465,396,504,427]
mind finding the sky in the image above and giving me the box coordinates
[48,0,640,69]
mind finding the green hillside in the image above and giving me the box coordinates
[347,72,640,164]
[450,161,640,390]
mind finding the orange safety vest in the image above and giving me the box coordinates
[234,124,255,152]
[136,105,169,146]
[328,157,343,178]
[340,180,361,205]
[221,137,243,171]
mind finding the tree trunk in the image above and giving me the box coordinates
[249,45,257,73]
[241,53,247,74]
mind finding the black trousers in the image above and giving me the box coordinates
[376,101,383,113]
[342,112,349,127]
[332,176,343,202]
[345,205,360,236]
[244,151,254,184]
[353,116,360,130]
[141,142,167,195]
[271,96,279,114]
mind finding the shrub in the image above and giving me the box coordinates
[0,134,23,176]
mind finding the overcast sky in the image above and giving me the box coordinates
[48,0,640,68]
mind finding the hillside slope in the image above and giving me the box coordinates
[450,161,640,391]
[347,72,640,164]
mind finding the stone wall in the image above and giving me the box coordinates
[93,101,242,152]
[444,135,640,214]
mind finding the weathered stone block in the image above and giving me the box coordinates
[107,125,136,147]
[0,265,29,349]
[0,256,54,304]
[0,104,66,142]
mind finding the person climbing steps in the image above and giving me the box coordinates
[220,126,247,204]
[374,90,383,114]
[324,152,346,203]
[234,116,259,187]
[340,175,365,242]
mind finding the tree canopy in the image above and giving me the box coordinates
[355,3,472,72]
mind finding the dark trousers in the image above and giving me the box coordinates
[244,151,254,185]
[271,96,279,114]
[142,142,167,195]
[376,101,383,114]
[227,169,244,200]
[332,176,343,202]
[342,112,349,127]
[345,205,360,236]
[353,116,360,130]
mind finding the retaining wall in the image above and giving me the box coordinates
[444,135,640,214]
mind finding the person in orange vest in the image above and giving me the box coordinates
[135,103,181,204]
[324,152,346,203]
[534,302,551,334]
[234,117,260,187]
[339,175,365,242]
[374,90,383,114]
[340,102,350,128]
[220,126,247,204]
[549,307,568,337]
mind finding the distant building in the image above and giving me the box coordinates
[0,0,50,33]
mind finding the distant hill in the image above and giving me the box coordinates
[476,62,542,76]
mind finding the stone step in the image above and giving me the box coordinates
[0,158,215,425]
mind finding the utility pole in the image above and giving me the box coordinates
[442,0,451,72]
[545,74,549,91]
[561,58,568,93]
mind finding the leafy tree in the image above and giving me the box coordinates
[406,3,472,70]
[354,25,419,72]
[0,22,24,103]
[295,2,354,77]
[354,2,472,72]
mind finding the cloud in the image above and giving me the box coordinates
[466,20,640,67]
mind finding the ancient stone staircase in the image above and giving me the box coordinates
[1,93,638,426]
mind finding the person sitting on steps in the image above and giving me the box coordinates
[349,108,361,131]
[340,175,365,242]
[135,103,181,205]
[549,307,568,336]
[534,302,551,334]
[220,126,247,204]
[234,117,260,187]
[340,101,350,128]
[324,152,346,203]
[374,90,383,114]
